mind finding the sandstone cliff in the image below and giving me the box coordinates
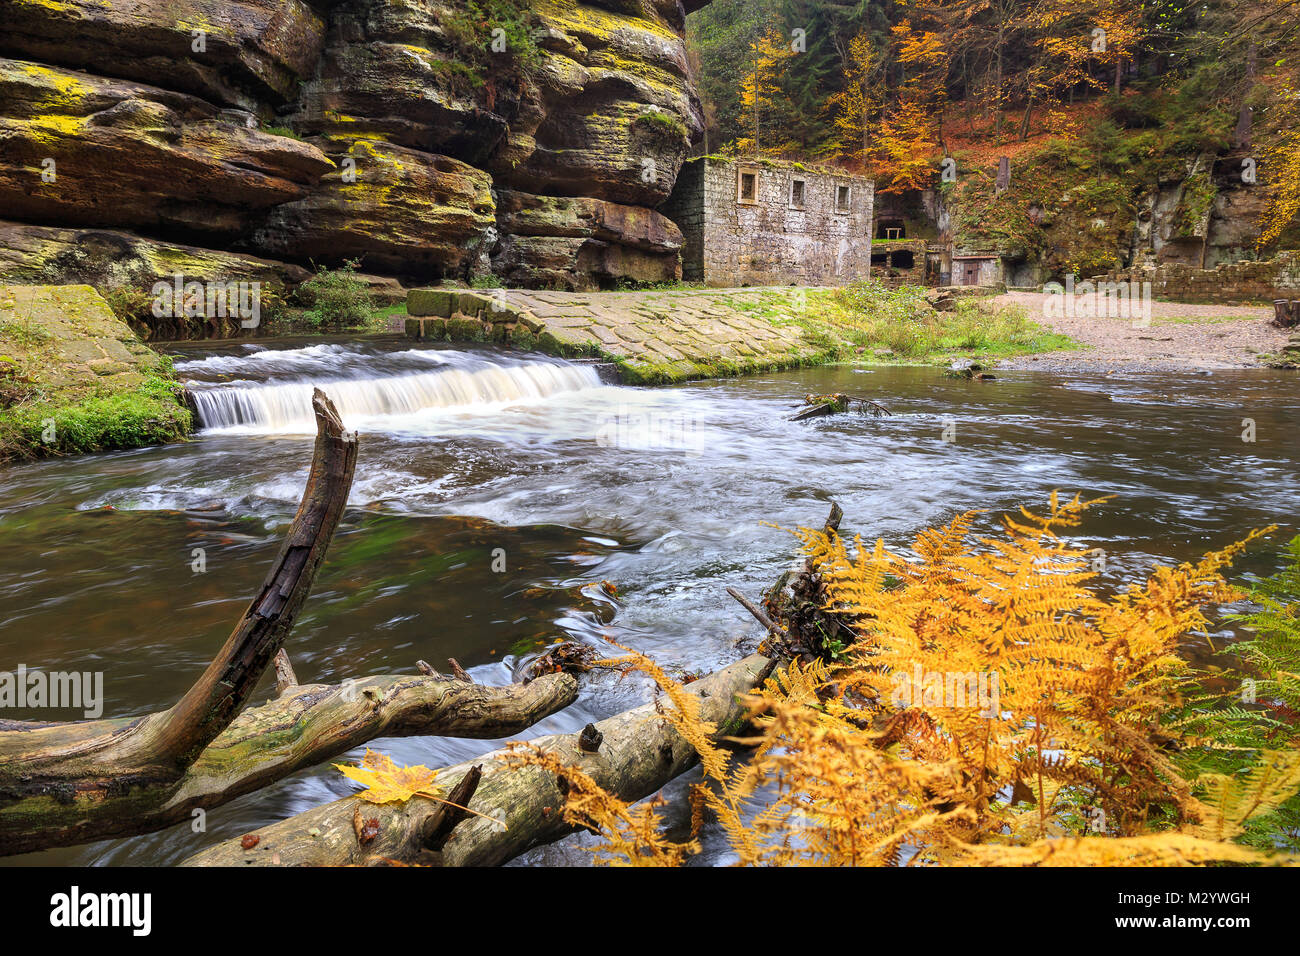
[0,0,707,293]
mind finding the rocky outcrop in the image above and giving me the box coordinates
[252,138,497,275]
[1108,152,1266,270]
[0,0,327,112]
[0,220,311,290]
[287,0,521,165]
[0,0,706,296]
[0,58,334,236]
[491,0,698,207]
[492,190,682,288]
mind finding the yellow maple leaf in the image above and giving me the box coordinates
[334,749,443,805]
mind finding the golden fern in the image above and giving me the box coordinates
[511,498,1296,867]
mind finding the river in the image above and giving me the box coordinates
[1,335,1297,865]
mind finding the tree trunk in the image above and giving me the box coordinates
[1233,42,1257,148]
[0,668,576,856]
[181,653,777,867]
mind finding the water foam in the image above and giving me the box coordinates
[185,348,603,434]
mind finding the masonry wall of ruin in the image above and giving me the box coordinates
[870,239,927,286]
[662,158,875,286]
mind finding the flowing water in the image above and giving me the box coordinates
[1,336,1297,866]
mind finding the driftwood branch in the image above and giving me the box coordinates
[181,653,775,867]
[0,390,357,854]
[791,393,892,421]
[420,765,483,853]
[273,650,299,696]
[727,586,789,639]
[0,668,576,856]
[0,392,578,857]
[156,389,359,767]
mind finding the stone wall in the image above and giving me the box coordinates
[663,158,874,286]
[1102,253,1300,304]
[870,239,926,286]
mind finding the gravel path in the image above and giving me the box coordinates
[993,291,1291,372]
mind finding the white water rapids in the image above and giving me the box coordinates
[179,343,604,434]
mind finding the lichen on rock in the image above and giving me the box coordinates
[0,0,708,292]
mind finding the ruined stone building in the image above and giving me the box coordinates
[662,158,875,286]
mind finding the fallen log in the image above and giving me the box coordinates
[0,668,576,856]
[181,652,775,867]
[0,390,574,856]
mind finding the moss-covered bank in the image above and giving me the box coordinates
[0,284,191,462]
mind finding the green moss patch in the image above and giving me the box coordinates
[0,285,192,462]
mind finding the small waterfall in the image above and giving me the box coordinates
[185,352,603,433]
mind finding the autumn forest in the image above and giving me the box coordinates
[689,0,1298,244]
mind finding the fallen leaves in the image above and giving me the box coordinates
[335,749,501,836]
[353,805,381,845]
[334,749,443,805]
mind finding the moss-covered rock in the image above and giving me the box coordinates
[407,288,459,318]
[0,220,310,292]
[251,137,495,277]
[492,189,683,288]
[0,0,325,111]
[0,57,334,236]
[0,0,706,291]
[492,0,700,207]
[0,284,192,461]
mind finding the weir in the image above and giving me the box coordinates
[182,346,603,433]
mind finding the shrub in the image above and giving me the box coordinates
[298,259,375,328]
[99,285,154,327]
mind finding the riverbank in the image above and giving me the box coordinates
[993,291,1299,372]
[404,284,1072,383]
[0,285,191,462]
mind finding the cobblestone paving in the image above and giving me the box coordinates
[405,287,824,383]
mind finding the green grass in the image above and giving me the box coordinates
[0,370,191,461]
[633,111,690,142]
[721,281,1076,364]
[261,124,304,141]
[0,320,55,347]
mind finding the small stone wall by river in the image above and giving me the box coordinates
[1102,252,1300,304]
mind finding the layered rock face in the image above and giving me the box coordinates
[0,58,335,236]
[1131,151,1270,269]
[0,0,704,292]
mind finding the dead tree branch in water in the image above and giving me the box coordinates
[0,391,574,856]
[183,504,848,868]
[791,393,892,421]
[181,653,775,867]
